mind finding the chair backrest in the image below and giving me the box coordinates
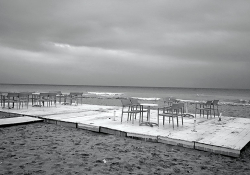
[49,91,62,95]
[170,103,184,110]
[70,92,83,96]
[212,100,219,105]
[7,93,19,97]
[205,101,213,105]
[163,97,171,103]
[20,92,33,94]
[39,93,49,97]
[130,98,140,105]
[121,99,132,107]
[19,92,30,98]
[49,93,57,98]
[163,97,179,105]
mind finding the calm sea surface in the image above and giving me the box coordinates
[0,84,249,105]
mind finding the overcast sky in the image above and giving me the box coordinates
[0,0,250,89]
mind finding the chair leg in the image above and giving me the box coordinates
[200,104,203,117]
[195,107,197,118]
[139,112,142,124]
[141,110,144,122]
[121,109,124,123]
[157,109,159,126]
[127,107,130,121]
[147,106,150,121]
[172,117,174,129]
[141,111,143,122]
[213,106,215,117]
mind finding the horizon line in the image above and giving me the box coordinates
[0,83,249,90]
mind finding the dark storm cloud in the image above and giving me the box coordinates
[0,0,250,88]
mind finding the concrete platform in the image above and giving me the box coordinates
[0,116,43,127]
[1,103,250,157]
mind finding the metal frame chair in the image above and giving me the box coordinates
[212,100,219,117]
[48,92,57,107]
[157,103,185,129]
[5,93,20,109]
[0,92,3,107]
[121,99,146,124]
[130,98,149,122]
[68,92,83,105]
[18,92,30,109]
[37,93,50,107]
[163,97,179,106]
[195,100,213,119]
[49,91,62,104]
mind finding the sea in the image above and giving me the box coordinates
[0,84,250,106]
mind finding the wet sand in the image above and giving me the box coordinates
[1,98,250,174]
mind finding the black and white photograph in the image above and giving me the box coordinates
[1,0,250,174]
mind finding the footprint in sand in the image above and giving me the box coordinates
[95,160,103,163]
[173,167,181,173]
[105,157,114,161]
[80,153,90,158]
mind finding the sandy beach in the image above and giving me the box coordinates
[1,99,250,174]
[1,0,250,173]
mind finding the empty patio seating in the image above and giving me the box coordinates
[5,93,20,109]
[30,92,57,107]
[159,97,180,112]
[36,93,51,107]
[0,92,3,107]
[163,97,179,106]
[18,92,31,109]
[130,98,149,122]
[49,91,62,103]
[212,100,220,117]
[195,100,213,118]
[157,103,185,129]
[67,92,83,105]
[121,99,147,124]
[48,92,57,107]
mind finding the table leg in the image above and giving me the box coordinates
[195,103,197,118]
[139,105,158,127]
[147,106,150,122]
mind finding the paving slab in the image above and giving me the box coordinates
[0,116,43,127]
